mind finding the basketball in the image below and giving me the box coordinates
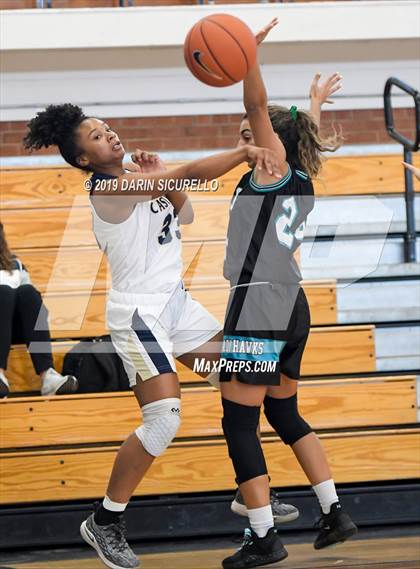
[184,14,257,87]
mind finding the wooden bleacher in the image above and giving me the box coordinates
[1,429,418,505]
[1,375,418,504]
[1,376,416,449]
[0,153,418,506]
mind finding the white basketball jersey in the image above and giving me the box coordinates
[90,194,182,294]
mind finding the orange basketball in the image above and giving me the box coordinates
[184,13,257,87]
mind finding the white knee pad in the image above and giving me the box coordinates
[135,397,181,457]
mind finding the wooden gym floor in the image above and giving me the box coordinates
[2,529,419,569]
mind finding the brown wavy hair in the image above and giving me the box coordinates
[267,105,343,178]
[0,222,14,272]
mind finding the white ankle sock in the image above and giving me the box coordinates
[248,505,274,538]
[103,495,128,513]
[313,479,339,514]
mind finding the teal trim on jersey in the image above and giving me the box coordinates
[250,164,292,192]
[221,335,286,362]
[295,169,309,180]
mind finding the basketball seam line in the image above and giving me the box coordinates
[208,18,252,71]
[199,21,236,84]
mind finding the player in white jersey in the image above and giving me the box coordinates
[23,103,282,569]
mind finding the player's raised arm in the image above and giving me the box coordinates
[243,18,288,184]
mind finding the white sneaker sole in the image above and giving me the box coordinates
[80,520,140,569]
[231,500,299,523]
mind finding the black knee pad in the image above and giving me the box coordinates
[222,398,268,485]
[264,394,312,446]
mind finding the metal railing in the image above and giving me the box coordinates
[384,77,420,263]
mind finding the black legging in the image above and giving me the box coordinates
[0,284,53,375]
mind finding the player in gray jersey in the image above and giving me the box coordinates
[220,19,357,569]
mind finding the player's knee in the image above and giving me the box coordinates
[222,398,267,484]
[16,284,42,305]
[263,393,312,446]
[135,397,181,457]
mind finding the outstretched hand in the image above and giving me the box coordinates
[256,17,279,46]
[310,72,342,106]
[124,149,167,174]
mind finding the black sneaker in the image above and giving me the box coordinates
[313,502,357,550]
[222,527,288,569]
[231,489,299,524]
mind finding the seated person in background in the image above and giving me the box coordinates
[0,222,78,397]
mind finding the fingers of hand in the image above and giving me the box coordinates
[257,17,278,42]
[256,152,263,171]
[311,72,321,88]
[131,149,142,163]
[264,154,273,175]
[326,74,342,90]
[326,72,341,82]
[264,17,278,31]
[271,155,282,178]
[125,162,142,173]
[139,151,158,164]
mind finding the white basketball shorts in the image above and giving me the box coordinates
[106,281,222,387]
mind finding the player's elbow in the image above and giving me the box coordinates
[178,202,195,225]
[179,211,194,225]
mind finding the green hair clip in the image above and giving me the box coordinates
[289,105,298,121]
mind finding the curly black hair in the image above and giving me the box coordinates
[23,103,89,171]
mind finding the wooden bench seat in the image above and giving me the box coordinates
[0,376,416,450]
[1,428,418,504]
[6,325,375,393]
